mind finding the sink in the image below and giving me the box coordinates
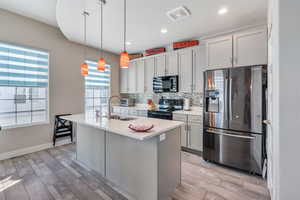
[110,115,136,121]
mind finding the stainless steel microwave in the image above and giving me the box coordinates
[153,75,178,93]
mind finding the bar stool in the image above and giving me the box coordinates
[53,114,73,146]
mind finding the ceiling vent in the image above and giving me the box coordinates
[166,6,191,22]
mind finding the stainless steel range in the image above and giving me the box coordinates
[203,65,267,174]
[147,98,183,120]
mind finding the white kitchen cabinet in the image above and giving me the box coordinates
[173,113,188,147]
[178,48,193,93]
[173,113,203,152]
[233,29,268,67]
[206,36,233,69]
[120,68,128,93]
[166,51,178,76]
[144,57,155,93]
[128,61,137,93]
[155,54,166,77]
[192,46,206,93]
[189,123,203,151]
[136,60,145,93]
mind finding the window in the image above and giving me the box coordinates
[0,42,49,128]
[84,60,111,116]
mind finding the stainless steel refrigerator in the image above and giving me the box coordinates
[203,65,267,174]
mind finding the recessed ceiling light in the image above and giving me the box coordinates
[126,41,132,45]
[161,28,168,34]
[218,8,228,15]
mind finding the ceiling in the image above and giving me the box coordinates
[0,0,268,54]
[0,0,58,27]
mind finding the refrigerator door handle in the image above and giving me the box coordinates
[206,129,255,140]
[229,77,233,120]
[224,76,229,120]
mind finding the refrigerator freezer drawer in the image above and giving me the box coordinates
[203,129,262,174]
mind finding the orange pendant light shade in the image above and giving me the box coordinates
[80,63,88,75]
[97,58,106,71]
[120,51,129,68]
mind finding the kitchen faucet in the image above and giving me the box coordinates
[107,95,120,119]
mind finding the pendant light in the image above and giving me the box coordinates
[97,0,106,72]
[81,11,89,76]
[120,0,129,68]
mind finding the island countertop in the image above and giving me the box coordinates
[61,113,184,141]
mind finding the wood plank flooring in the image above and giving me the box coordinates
[0,144,270,200]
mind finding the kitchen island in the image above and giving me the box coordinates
[61,113,183,200]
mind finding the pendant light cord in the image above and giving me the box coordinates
[100,1,103,58]
[83,11,88,60]
[124,0,126,52]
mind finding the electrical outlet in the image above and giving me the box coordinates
[159,134,166,142]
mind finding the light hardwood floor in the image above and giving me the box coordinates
[0,144,270,200]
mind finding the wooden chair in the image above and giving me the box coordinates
[53,114,73,146]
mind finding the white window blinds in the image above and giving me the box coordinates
[0,42,48,87]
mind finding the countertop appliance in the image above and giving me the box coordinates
[183,98,191,111]
[148,98,183,120]
[153,75,178,93]
[203,65,267,175]
[120,98,135,107]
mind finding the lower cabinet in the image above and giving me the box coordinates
[113,106,147,117]
[189,123,203,151]
[173,113,203,152]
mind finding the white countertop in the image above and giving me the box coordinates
[114,104,203,116]
[173,107,203,116]
[61,113,183,141]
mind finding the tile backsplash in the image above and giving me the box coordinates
[121,93,203,106]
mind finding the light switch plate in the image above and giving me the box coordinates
[159,134,166,142]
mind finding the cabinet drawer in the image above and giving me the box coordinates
[129,109,137,116]
[188,115,203,124]
[137,110,147,117]
[173,114,187,122]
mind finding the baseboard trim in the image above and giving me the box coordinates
[0,138,73,161]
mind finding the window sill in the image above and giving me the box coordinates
[1,121,50,130]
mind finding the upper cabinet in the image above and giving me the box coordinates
[120,68,128,93]
[136,60,145,93]
[193,46,206,93]
[155,54,166,77]
[206,27,268,69]
[144,57,155,93]
[206,36,233,69]
[128,61,137,93]
[233,29,268,67]
[166,52,178,76]
[178,48,193,93]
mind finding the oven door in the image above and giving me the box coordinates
[203,128,262,174]
[147,111,172,120]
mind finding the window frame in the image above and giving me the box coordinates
[0,41,50,130]
[84,60,111,115]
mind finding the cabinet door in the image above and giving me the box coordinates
[144,57,155,93]
[178,49,193,93]
[189,123,203,151]
[136,60,145,93]
[233,29,268,67]
[155,54,166,77]
[181,124,188,147]
[193,47,206,93]
[206,36,233,68]
[120,68,128,93]
[128,61,137,93]
[166,52,178,76]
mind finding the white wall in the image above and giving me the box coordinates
[270,0,300,199]
[0,9,119,154]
